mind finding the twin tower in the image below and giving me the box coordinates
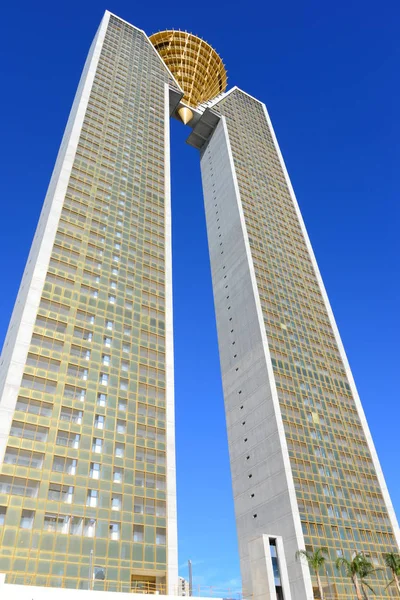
[0,11,398,600]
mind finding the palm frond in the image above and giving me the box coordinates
[336,557,351,575]
[384,579,395,590]
[362,581,376,595]
[296,549,310,561]
[383,553,400,575]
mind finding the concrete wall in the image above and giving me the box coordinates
[164,81,178,594]
[200,117,313,600]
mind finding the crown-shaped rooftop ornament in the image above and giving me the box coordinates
[150,30,227,124]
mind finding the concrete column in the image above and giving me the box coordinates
[248,535,277,600]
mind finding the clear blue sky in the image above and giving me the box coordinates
[1,0,399,592]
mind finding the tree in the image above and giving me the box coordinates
[383,552,400,595]
[296,547,328,600]
[336,553,376,600]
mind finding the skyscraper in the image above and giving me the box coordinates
[0,12,179,594]
[0,10,398,600]
[197,90,400,599]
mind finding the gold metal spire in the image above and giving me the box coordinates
[149,30,227,109]
[177,106,194,125]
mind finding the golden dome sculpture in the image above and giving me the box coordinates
[149,30,227,124]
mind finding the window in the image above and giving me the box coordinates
[56,431,80,449]
[0,479,37,501]
[84,518,96,537]
[90,463,101,479]
[111,494,122,511]
[48,483,74,503]
[92,438,103,454]
[144,499,155,515]
[60,406,83,425]
[135,472,145,487]
[0,506,6,526]
[115,443,124,458]
[156,501,166,517]
[108,295,116,304]
[104,337,112,348]
[146,450,156,465]
[74,328,92,342]
[15,397,52,417]
[97,393,107,407]
[120,379,128,391]
[10,421,48,443]
[133,524,144,542]
[106,320,113,331]
[118,400,127,412]
[134,498,144,514]
[67,364,88,380]
[113,468,123,483]
[156,475,166,491]
[64,385,86,402]
[116,420,126,434]
[87,489,98,507]
[156,528,166,545]
[3,447,44,469]
[20,510,35,530]
[100,373,109,386]
[77,310,95,324]
[109,522,120,540]
[95,415,105,430]
[52,456,77,475]
[157,453,166,467]
[102,354,111,366]
[44,514,69,534]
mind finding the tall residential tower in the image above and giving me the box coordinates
[0,13,180,594]
[0,11,398,600]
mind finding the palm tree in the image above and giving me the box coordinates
[384,552,400,595]
[296,547,328,599]
[336,552,376,600]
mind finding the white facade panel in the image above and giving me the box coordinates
[200,117,312,599]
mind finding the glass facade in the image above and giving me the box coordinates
[0,14,177,593]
